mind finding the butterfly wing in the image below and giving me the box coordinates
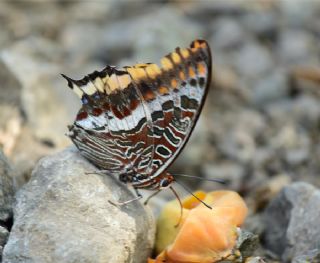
[126,40,212,186]
[64,67,155,179]
[64,39,211,185]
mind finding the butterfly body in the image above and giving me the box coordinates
[64,39,212,195]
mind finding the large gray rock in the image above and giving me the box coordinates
[0,37,78,149]
[263,182,320,262]
[0,150,15,261]
[0,150,15,222]
[3,147,155,263]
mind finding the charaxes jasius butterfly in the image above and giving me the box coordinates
[63,39,212,208]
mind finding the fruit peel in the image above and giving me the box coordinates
[151,190,248,263]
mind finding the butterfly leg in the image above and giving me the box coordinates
[85,169,111,176]
[144,190,161,205]
[108,188,143,206]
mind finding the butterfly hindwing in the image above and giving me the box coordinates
[131,40,212,183]
[64,39,211,185]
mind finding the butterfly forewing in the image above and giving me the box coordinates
[133,40,212,184]
[64,39,211,187]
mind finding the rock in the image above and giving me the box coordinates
[266,95,320,131]
[61,7,203,66]
[234,42,273,79]
[251,69,288,107]
[0,150,15,222]
[245,257,266,263]
[242,9,279,42]
[237,229,260,260]
[3,147,155,263]
[0,57,21,106]
[279,0,316,28]
[0,226,9,260]
[290,95,320,130]
[252,174,291,212]
[132,7,204,62]
[10,126,57,188]
[0,150,15,261]
[209,109,265,165]
[271,125,310,156]
[0,38,81,185]
[67,1,115,23]
[201,162,245,192]
[0,106,22,157]
[292,250,320,263]
[210,18,247,50]
[185,0,246,18]
[263,182,320,262]
[60,23,108,65]
[277,29,317,67]
[0,39,77,149]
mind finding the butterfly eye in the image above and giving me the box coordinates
[159,178,171,189]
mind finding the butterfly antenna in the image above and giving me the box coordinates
[174,180,212,209]
[173,174,227,184]
[169,186,183,228]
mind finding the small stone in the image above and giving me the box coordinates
[277,29,317,66]
[61,23,108,65]
[219,128,256,164]
[251,69,288,107]
[263,182,320,262]
[0,226,9,249]
[244,257,266,263]
[209,109,265,165]
[234,42,273,79]
[132,7,204,62]
[0,150,15,222]
[237,229,260,260]
[201,162,245,191]
[3,147,155,263]
[292,249,320,263]
[279,0,316,28]
[0,38,78,149]
[285,148,309,166]
[242,10,278,41]
[210,18,247,50]
[252,174,291,211]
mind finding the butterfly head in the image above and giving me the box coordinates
[157,173,175,190]
[152,172,174,190]
[132,172,175,190]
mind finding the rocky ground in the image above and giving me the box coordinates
[0,0,319,262]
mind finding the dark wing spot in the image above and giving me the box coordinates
[190,79,197,86]
[199,77,205,87]
[156,145,171,157]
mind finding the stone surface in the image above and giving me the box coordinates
[0,37,78,149]
[237,229,260,260]
[0,226,9,261]
[210,18,247,50]
[202,162,245,192]
[234,42,273,79]
[242,9,278,41]
[251,70,288,107]
[132,7,204,62]
[3,147,155,263]
[0,150,15,222]
[263,182,320,262]
[277,29,317,66]
[0,1,320,261]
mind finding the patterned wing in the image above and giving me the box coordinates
[64,39,211,185]
[63,66,155,178]
[125,40,212,185]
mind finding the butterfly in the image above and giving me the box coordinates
[62,39,212,207]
